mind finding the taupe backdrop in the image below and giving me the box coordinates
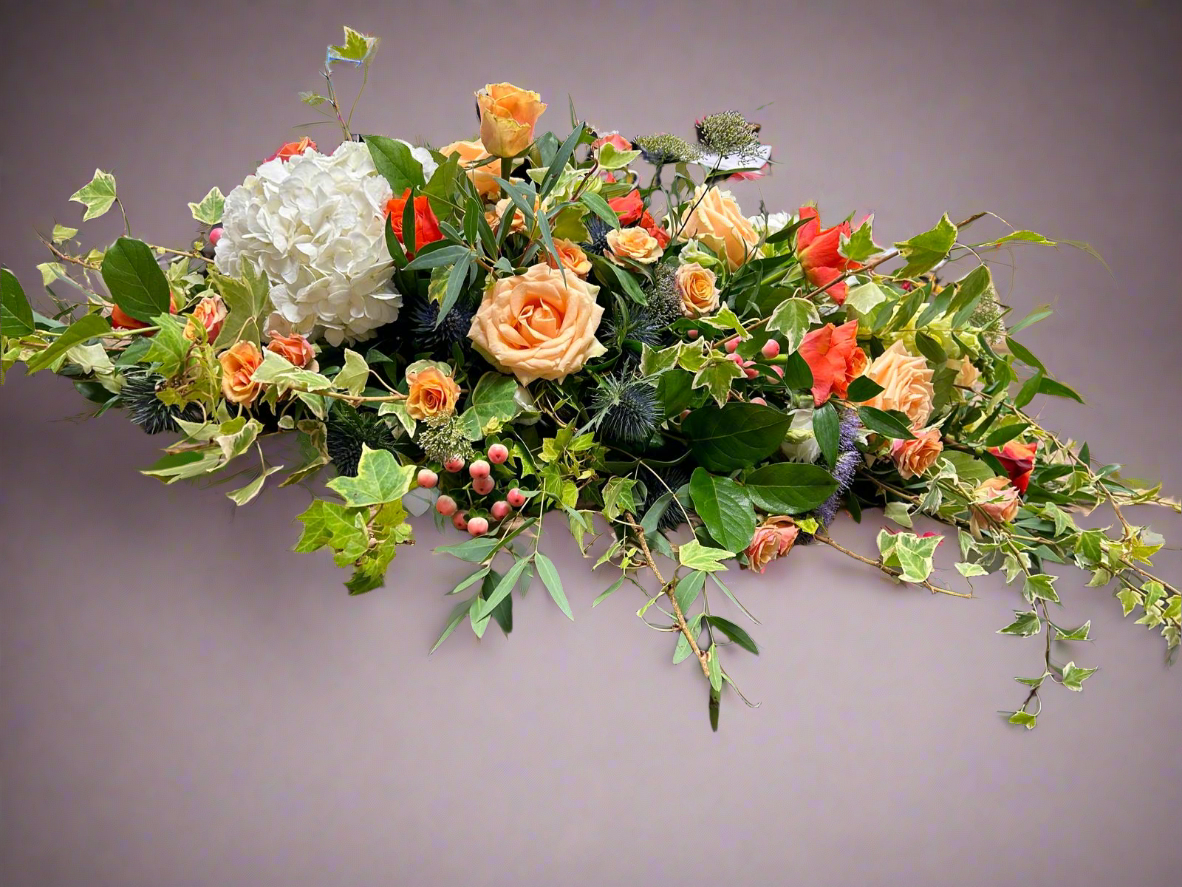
[2,1,1179,884]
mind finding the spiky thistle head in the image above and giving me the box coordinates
[591,374,660,445]
[639,464,691,532]
[121,368,204,435]
[633,133,701,166]
[649,263,687,325]
[405,295,477,355]
[695,111,762,160]
[326,403,398,477]
[583,215,612,256]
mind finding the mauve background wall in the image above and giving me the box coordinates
[2,1,1180,884]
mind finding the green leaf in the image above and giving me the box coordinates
[692,359,744,406]
[674,614,704,664]
[893,532,942,583]
[705,615,758,655]
[365,136,427,194]
[674,570,706,613]
[448,566,491,596]
[780,351,813,390]
[682,403,793,472]
[838,215,881,263]
[403,244,471,272]
[226,463,284,506]
[766,297,819,352]
[431,598,474,653]
[1008,710,1037,730]
[601,476,637,521]
[188,187,225,225]
[294,499,369,564]
[437,534,503,564]
[1038,376,1084,404]
[1024,573,1060,604]
[983,423,1030,448]
[477,556,531,620]
[535,552,573,620]
[326,445,415,507]
[941,450,997,485]
[689,468,756,554]
[1,268,35,338]
[998,610,1042,637]
[593,577,626,607]
[1005,337,1045,372]
[913,331,947,366]
[707,645,722,693]
[580,191,620,230]
[101,237,172,323]
[845,375,884,403]
[995,230,1055,246]
[539,124,585,198]
[678,539,732,573]
[69,169,117,221]
[1009,304,1054,334]
[436,252,473,327]
[1054,621,1091,641]
[857,406,916,440]
[884,501,913,528]
[1014,369,1044,409]
[210,257,273,349]
[327,25,378,65]
[844,281,890,317]
[251,350,333,393]
[596,141,641,170]
[460,371,520,438]
[744,462,839,514]
[142,313,190,378]
[955,561,989,577]
[1060,661,1097,691]
[51,224,78,244]
[25,313,111,373]
[894,214,957,278]
[334,349,370,396]
[812,401,839,466]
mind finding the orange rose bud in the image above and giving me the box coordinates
[110,295,177,332]
[219,341,264,406]
[798,320,868,405]
[439,139,499,201]
[184,294,228,343]
[745,516,799,573]
[795,205,865,305]
[989,440,1037,495]
[890,428,944,479]
[475,83,547,158]
[970,475,1022,534]
[405,364,462,421]
[385,189,444,257]
[266,331,316,369]
[267,137,317,163]
[546,239,592,277]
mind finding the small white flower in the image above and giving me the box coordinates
[750,211,792,236]
[216,140,432,345]
[780,408,822,463]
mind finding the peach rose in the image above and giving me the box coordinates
[485,196,532,235]
[184,294,227,343]
[405,363,462,421]
[799,320,868,405]
[606,226,662,265]
[890,427,944,479]
[475,83,547,157]
[745,516,799,573]
[679,186,759,270]
[675,262,719,317]
[219,341,264,406]
[468,263,606,385]
[439,138,499,201]
[970,475,1022,534]
[865,340,936,429]
[546,239,592,277]
[266,331,316,369]
[951,355,980,389]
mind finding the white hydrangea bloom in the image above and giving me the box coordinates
[216,140,426,346]
[749,211,792,236]
[402,141,439,181]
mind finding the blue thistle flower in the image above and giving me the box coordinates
[583,216,611,256]
[405,295,476,354]
[592,375,659,445]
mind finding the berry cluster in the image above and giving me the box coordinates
[418,442,528,537]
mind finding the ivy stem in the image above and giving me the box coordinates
[624,514,711,678]
[814,533,972,598]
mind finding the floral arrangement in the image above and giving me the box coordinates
[3,27,1177,730]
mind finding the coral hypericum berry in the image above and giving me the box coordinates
[491,500,510,520]
[761,339,781,359]
[452,512,468,531]
[724,336,740,353]
[488,443,509,464]
[436,495,457,516]
[444,456,465,473]
[507,488,526,508]
[469,459,491,479]
[417,468,438,489]
[473,476,495,496]
[467,516,489,537]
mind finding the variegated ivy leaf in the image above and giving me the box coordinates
[214,416,263,462]
[188,187,225,225]
[69,169,117,221]
[37,262,67,286]
[640,343,681,377]
[326,445,415,508]
[766,298,818,352]
[894,213,957,278]
[697,305,747,340]
[844,281,890,318]
[838,215,882,262]
[326,25,378,67]
[51,224,78,244]
[334,349,370,396]
[1060,661,1097,691]
[693,358,743,406]
[884,501,913,528]
[602,476,637,521]
[678,539,732,573]
[998,610,1041,637]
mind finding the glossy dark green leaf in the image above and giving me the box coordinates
[682,403,792,472]
[366,136,427,194]
[857,406,916,440]
[812,401,839,467]
[101,237,171,322]
[845,374,884,403]
[705,615,759,655]
[744,462,838,514]
[689,468,756,554]
[0,268,34,337]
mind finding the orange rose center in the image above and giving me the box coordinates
[505,289,566,348]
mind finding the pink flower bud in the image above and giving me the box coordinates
[444,456,465,473]
[761,339,781,359]
[724,336,740,353]
[467,516,489,536]
[473,476,495,496]
[487,443,509,464]
[491,500,511,520]
[507,488,526,508]
[416,468,438,489]
[435,495,457,516]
